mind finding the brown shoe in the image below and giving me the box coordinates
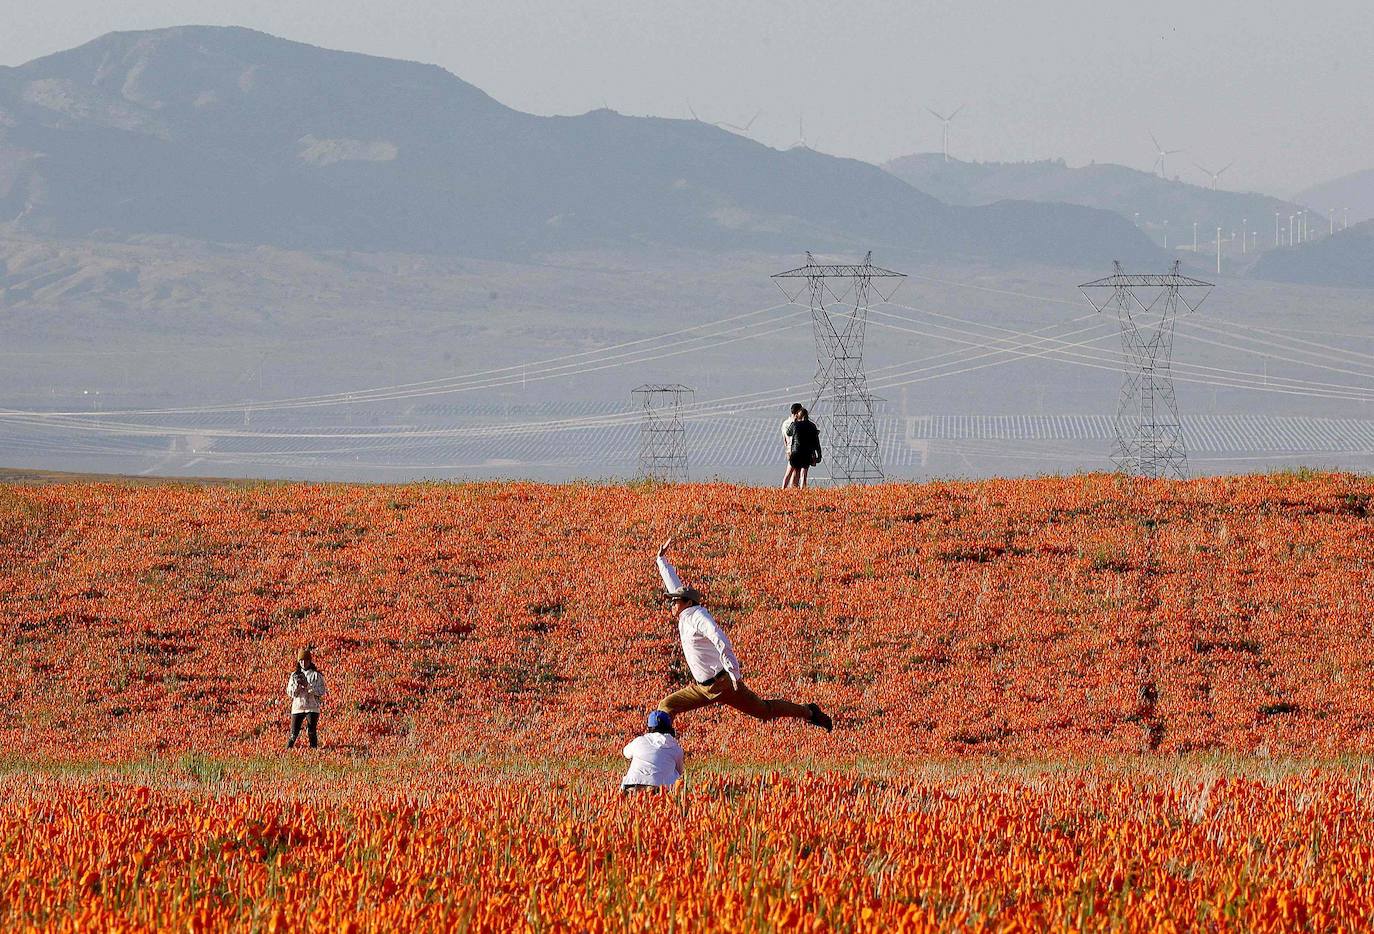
[807,703,833,732]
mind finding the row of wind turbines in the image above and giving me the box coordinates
[688,102,964,157]
[676,104,1353,262]
[685,102,1243,191]
[1149,131,1233,189]
[687,103,814,150]
[923,118,1239,189]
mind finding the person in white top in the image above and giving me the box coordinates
[285,647,327,749]
[654,538,833,731]
[781,402,803,488]
[621,710,686,791]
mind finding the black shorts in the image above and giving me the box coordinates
[788,451,812,470]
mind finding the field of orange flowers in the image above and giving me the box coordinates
[2,472,1374,930]
[3,472,1373,760]
[3,759,1373,931]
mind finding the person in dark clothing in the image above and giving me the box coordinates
[783,407,822,488]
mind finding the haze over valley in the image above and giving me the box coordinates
[2,21,1372,482]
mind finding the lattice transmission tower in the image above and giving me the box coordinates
[772,252,906,484]
[1079,261,1213,479]
[631,384,693,482]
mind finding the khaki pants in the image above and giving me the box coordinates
[657,675,812,722]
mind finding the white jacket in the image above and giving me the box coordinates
[286,668,326,714]
[621,733,685,788]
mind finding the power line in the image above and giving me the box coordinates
[8,302,798,417]
[9,273,1374,457]
[875,303,1374,400]
[1,311,809,422]
[0,314,1098,444]
[0,308,1333,447]
[10,301,1374,452]
[908,271,1374,377]
[1179,319,1374,382]
[864,311,1374,403]
[20,269,1372,423]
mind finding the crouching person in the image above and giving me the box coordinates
[621,711,684,792]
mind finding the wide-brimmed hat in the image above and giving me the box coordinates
[663,586,704,605]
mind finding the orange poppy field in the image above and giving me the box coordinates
[2,472,1373,930]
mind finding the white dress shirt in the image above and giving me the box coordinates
[621,733,685,788]
[658,556,742,686]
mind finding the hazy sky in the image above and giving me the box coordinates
[4,0,1371,196]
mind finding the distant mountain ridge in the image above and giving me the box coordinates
[883,153,1309,252]
[0,26,1161,265]
[1249,220,1374,288]
[1293,169,1374,228]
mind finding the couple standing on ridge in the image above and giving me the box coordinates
[621,538,832,790]
[781,402,822,488]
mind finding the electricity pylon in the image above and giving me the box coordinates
[772,252,905,484]
[1079,261,1213,479]
[631,384,692,482]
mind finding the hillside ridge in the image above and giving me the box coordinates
[0,27,1160,265]
[3,472,1369,761]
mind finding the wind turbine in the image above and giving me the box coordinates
[927,105,965,162]
[790,114,811,150]
[1192,160,1234,190]
[717,109,763,136]
[1149,131,1183,179]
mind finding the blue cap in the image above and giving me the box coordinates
[647,710,674,732]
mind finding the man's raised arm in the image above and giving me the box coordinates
[656,538,683,594]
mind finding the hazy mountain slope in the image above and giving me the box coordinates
[884,154,1307,250]
[1293,169,1374,228]
[1248,219,1374,288]
[0,26,1160,265]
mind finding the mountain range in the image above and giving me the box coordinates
[0,26,1161,266]
[1249,219,1374,288]
[1293,170,1374,229]
[882,153,1311,252]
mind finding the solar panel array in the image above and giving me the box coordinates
[3,405,1373,478]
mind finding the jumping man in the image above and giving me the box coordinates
[655,538,832,731]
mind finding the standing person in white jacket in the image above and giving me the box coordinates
[621,711,685,792]
[654,539,833,731]
[286,647,326,749]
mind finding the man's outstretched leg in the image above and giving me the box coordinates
[716,679,832,731]
[657,681,719,718]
